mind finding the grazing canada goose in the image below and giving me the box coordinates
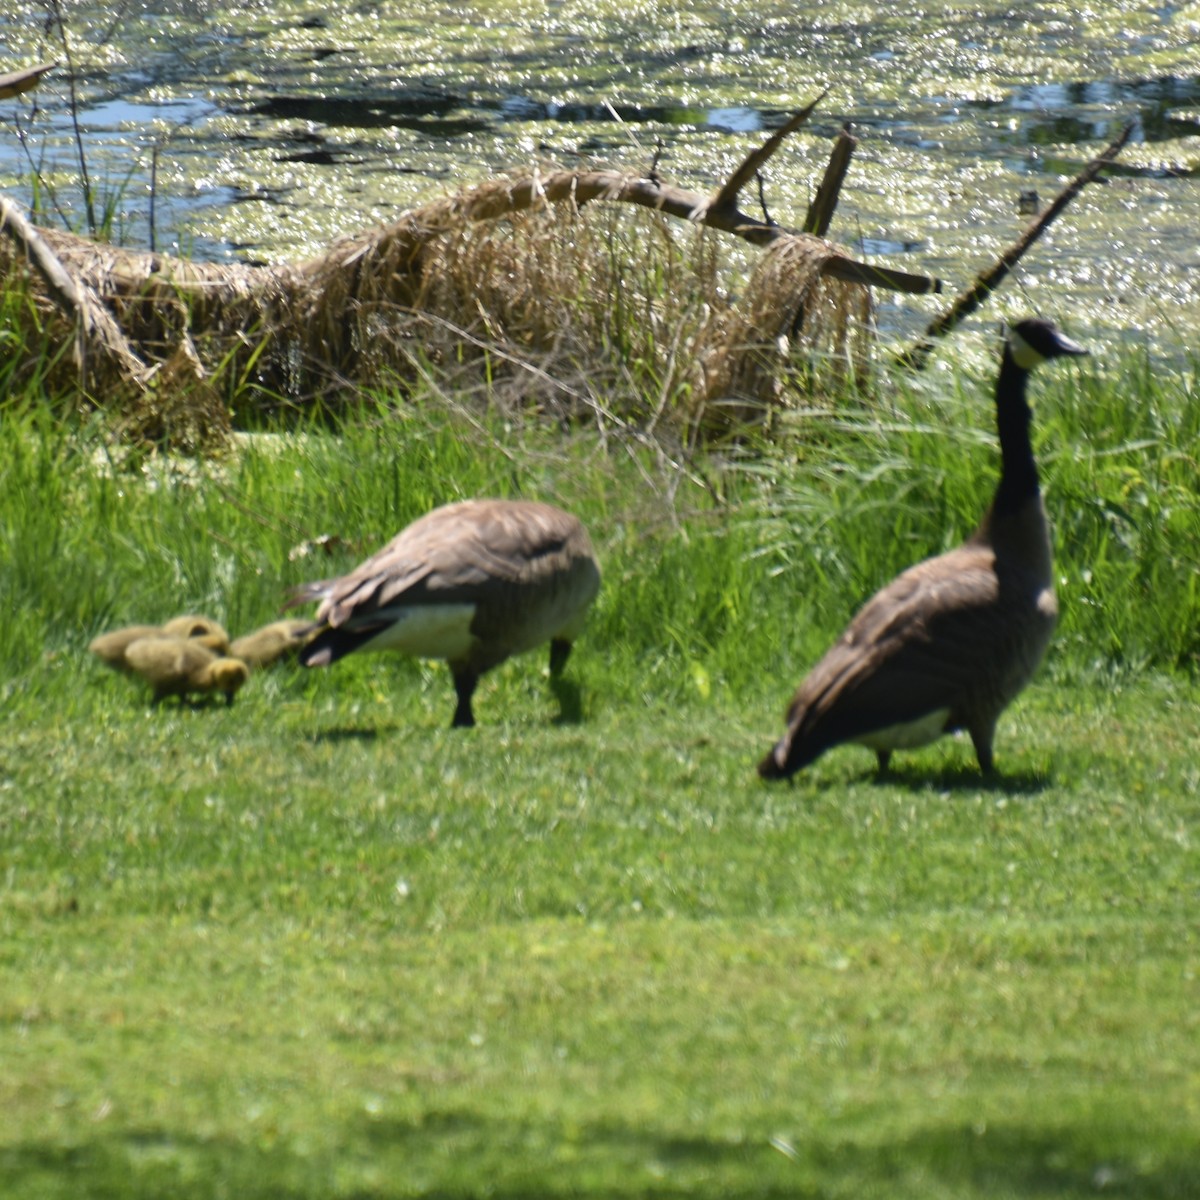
[286,498,601,727]
[228,619,315,669]
[758,317,1088,780]
[123,636,250,706]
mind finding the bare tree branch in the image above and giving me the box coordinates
[710,90,829,216]
[898,120,1136,369]
[0,61,57,100]
[804,124,856,236]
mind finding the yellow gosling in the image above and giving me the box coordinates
[228,619,315,669]
[88,624,165,672]
[160,614,231,654]
[123,636,250,706]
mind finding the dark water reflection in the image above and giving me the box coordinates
[240,74,1200,152]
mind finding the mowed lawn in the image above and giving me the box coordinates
[3,677,1198,1198]
[2,349,1199,1197]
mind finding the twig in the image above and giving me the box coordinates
[149,145,158,253]
[804,124,857,236]
[755,173,775,226]
[47,0,97,235]
[12,107,72,229]
[648,139,665,183]
[710,89,828,216]
[897,120,1136,370]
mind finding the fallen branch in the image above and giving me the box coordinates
[0,61,56,100]
[0,90,980,443]
[898,121,1136,369]
[0,194,149,387]
[804,124,857,237]
[302,165,941,296]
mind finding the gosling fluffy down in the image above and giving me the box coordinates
[160,614,230,654]
[228,619,315,669]
[89,615,229,672]
[88,624,167,672]
[123,635,250,706]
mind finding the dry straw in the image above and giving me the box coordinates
[1,168,873,449]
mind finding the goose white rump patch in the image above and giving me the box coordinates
[356,603,477,661]
[857,707,952,752]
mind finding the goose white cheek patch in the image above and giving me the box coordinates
[1008,329,1045,371]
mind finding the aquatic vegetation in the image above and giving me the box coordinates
[1,1,1197,350]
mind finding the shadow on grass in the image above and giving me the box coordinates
[763,763,1051,798]
[307,724,397,743]
[874,763,1052,797]
[550,676,584,726]
[2,1117,1193,1198]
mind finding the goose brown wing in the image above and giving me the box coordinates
[784,546,1003,751]
[316,501,590,627]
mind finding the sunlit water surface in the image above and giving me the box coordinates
[3,1,1200,358]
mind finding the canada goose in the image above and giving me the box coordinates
[758,317,1088,780]
[285,499,601,727]
[160,614,230,654]
[123,635,250,706]
[228,619,315,669]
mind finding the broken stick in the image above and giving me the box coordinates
[898,120,1136,369]
[0,195,149,388]
[0,61,56,100]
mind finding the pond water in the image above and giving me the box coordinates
[2,1,1200,356]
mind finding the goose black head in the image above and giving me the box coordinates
[1008,318,1089,370]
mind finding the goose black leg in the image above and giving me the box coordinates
[969,723,996,775]
[548,638,582,723]
[450,667,478,728]
[548,637,572,677]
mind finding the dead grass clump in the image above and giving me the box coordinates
[397,199,725,423]
[696,234,875,438]
[2,168,874,450]
[299,192,872,440]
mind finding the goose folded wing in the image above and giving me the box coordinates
[315,505,572,626]
[787,552,1004,745]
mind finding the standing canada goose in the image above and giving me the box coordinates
[759,317,1088,780]
[228,618,315,669]
[123,636,250,706]
[285,499,601,727]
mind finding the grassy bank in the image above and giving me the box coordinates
[4,337,1200,701]
[2,343,1199,1197]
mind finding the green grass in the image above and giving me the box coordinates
[2,347,1199,1197]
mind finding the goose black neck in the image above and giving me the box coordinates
[990,344,1039,517]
